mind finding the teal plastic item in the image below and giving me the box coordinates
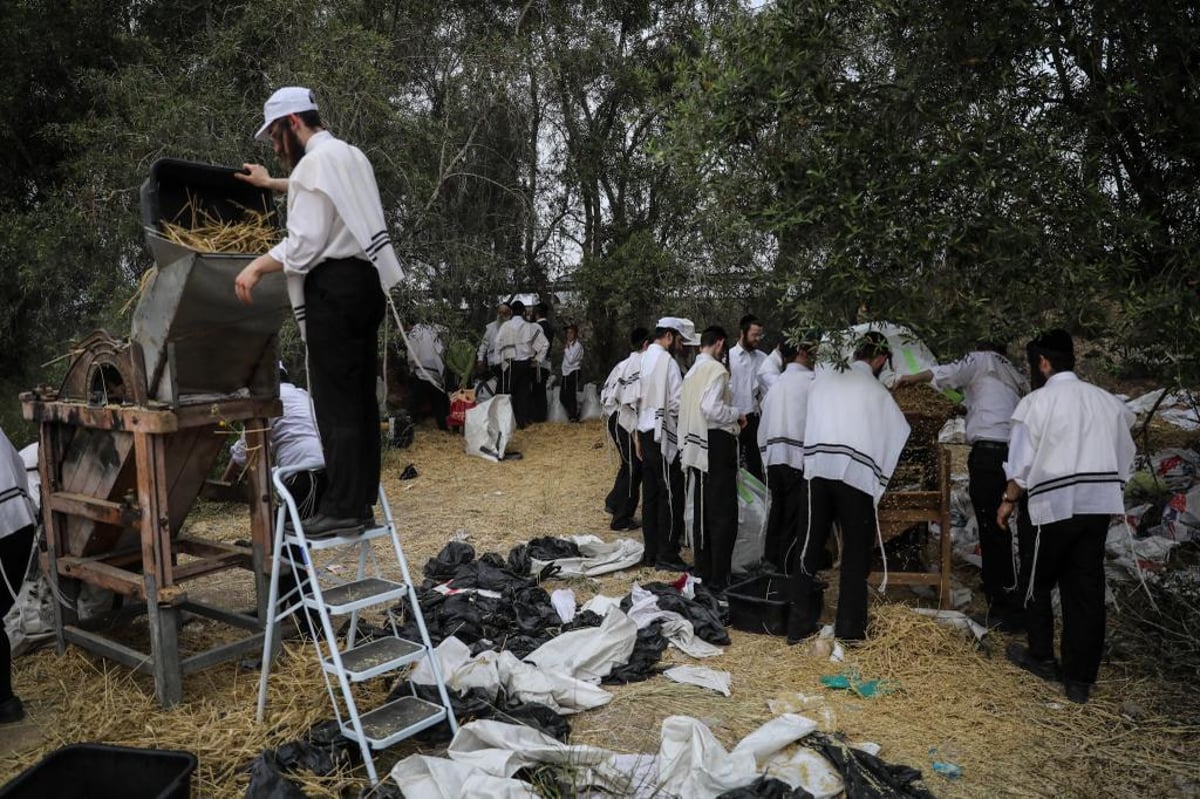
[819,669,894,698]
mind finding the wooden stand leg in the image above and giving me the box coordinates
[246,419,273,623]
[145,574,182,707]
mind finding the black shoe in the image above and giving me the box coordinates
[610,518,641,531]
[1006,643,1061,682]
[1064,680,1091,704]
[0,696,25,724]
[604,503,617,515]
[654,554,690,572]
[302,514,365,539]
[971,612,1023,634]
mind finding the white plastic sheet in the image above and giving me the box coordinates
[664,665,732,696]
[390,755,538,799]
[550,588,577,623]
[580,382,603,420]
[910,608,989,640]
[464,396,516,462]
[530,534,645,577]
[547,386,569,423]
[732,469,770,573]
[524,608,637,683]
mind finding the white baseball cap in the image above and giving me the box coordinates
[255,86,319,141]
[655,317,701,346]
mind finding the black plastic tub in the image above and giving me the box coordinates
[140,157,279,233]
[725,572,792,636]
[0,743,197,799]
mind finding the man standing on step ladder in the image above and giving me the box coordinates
[234,86,404,538]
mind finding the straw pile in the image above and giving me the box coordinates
[161,196,276,254]
[3,420,1198,797]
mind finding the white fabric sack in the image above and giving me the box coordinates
[523,608,637,683]
[732,469,770,573]
[547,386,570,423]
[390,754,539,799]
[530,534,644,577]
[658,714,819,799]
[447,720,635,793]
[580,382,603,420]
[411,637,612,714]
[550,588,576,623]
[664,665,732,696]
[464,396,516,463]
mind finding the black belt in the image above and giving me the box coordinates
[972,439,1008,450]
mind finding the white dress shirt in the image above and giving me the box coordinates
[930,351,1028,443]
[231,383,325,471]
[478,320,501,366]
[1004,371,1135,525]
[267,131,364,272]
[561,340,584,377]
[728,343,767,415]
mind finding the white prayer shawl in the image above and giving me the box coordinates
[561,340,584,377]
[478,320,501,366]
[803,361,911,503]
[638,344,682,461]
[0,431,36,541]
[614,352,643,433]
[407,324,446,390]
[495,317,531,364]
[679,356,734,474]
[19,444,40,515]
[1008,372,1135,526]
[600,361,623,418]
[281,135,404,339]
[758,363,814,472]
[758,347,784,396]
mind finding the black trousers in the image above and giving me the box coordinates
[561,372,580,421]
[1,525,36,702]
[532,364,549,423]
[408,375,449,430]
[765,463,807,572]
[638,431,684,563]
[502,360,535,428]
[739,414,763,481]
[1023,514,1109,684]
[691,430,739,590]
[968,441,1021,614]
[605,414,641,526]
[791,477,876,640]
[305,258,385,519]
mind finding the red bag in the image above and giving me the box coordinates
[447,389,477,430]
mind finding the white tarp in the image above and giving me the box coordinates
[580,383,603,420]
[1125,389,1200,431]
[530,534,645,577]
[393,714,837,799]
[910,608,989,641]
[664,665,732,696]
[829,322,941,388]
[464,395,516,462]
[410,636,613,714]
[523,607,637,684]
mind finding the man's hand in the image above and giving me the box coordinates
[235,254,282,304]
[997,500,1015,531]
[737,414,748,430]
[235,163,287,193]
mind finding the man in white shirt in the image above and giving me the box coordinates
[602,327,648,530]
[0,429,37,724]
[679,326,746,593]
[897,341,1029,629]
[560,323,584,422]
[234,87,399,538]
[728,314,768,481]
[404,321,449,431]
[757,335,818,572]
[637,317,697,571]
[476,303,512,382]
[495,300,549,429]
[533,302,555,423]
[757,344,784,397]
[791,332,911,643]
[998,329,1135,704]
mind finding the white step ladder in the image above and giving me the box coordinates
[256,466,458,785]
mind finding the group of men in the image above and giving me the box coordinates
[476,301,583,427]
[602,316,1135,704]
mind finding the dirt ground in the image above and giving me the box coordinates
[2,419,1198,797]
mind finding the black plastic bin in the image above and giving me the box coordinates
[726,572,792,636]
[140,157,279,234]
[0,743,197,799]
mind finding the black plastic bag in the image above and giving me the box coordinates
[625,582,731,646]
[716,776,815,798]
[604,621,669,684]
[805,733,934,799]
[424,541,477,581]
[243,752,308,799]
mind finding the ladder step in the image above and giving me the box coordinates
[345,696,448,748]
[306,578,407,615]
[284,522,393,551]
[325,636,426,681]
